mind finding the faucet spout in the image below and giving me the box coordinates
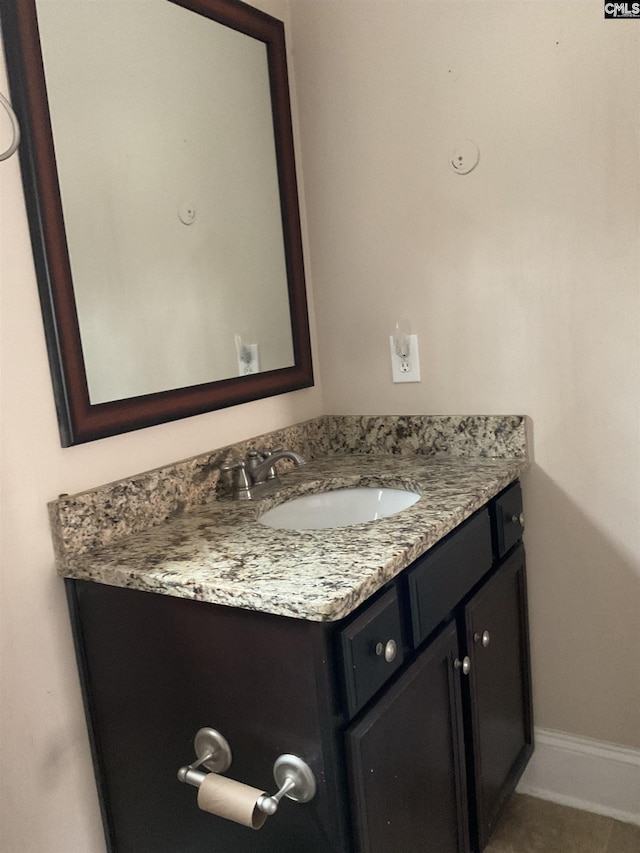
[250,450,306,485]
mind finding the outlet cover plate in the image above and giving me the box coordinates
[237,342,260,376]
[389,334,421,383]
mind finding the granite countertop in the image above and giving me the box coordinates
[57,451,527,622]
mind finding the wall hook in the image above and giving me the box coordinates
[0,91,20,161]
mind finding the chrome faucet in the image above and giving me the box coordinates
[221,449,306,500]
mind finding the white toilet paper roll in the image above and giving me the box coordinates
[196,773,268,830]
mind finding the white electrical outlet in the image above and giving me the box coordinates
[389,334,421,383]
[237,342,260,376]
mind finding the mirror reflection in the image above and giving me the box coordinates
[36,0,295,404]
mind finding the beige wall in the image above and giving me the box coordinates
[0,2,323,850]
[290,0,640,749]
[1,0,639,851]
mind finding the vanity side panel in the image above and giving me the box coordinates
[65,580,117,853]
[69,580,349,853]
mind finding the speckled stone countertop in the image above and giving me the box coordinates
[52,415,528,623]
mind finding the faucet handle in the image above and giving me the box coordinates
[220,460,251,498]
[220,458,245,473]
[249,447,282,460]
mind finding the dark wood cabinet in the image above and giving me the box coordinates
[67,481,532,853]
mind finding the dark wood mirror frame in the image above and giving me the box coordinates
[1,0,313,446]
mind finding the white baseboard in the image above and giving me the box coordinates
[517,728,640,826]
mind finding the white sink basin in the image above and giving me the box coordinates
[258,486,420,530]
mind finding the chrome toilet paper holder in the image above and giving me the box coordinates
[177,727,316,815]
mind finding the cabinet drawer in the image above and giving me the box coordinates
[493,481,524,558]
[340,587,404,717]
[408,509,492,648]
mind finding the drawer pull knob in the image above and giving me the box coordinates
[375,639,397,663]
[474,630,491,647]
[510,512,525,528]
[454,656,471,675]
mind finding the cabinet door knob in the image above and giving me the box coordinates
[454,656,471,675]
[474,630,491,647]
[375,639,397,663]
[510,512,525,528]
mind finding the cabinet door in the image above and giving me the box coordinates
[465,544,533,849]
[346,621,470,853]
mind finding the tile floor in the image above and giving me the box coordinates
[484,794,640,853]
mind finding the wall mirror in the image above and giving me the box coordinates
[1,0,313,446]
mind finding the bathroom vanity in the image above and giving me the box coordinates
[52,416,533,853]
